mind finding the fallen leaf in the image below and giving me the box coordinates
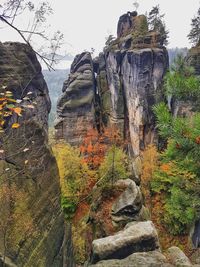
[23,148,29,152]
[25,160,29,165]
[27,105,35,109]
[12,123,20,129]
[13,107,22,116]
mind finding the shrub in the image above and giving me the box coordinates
[53,142,95,217]
[151,103,200,234]
[98,146,130,186]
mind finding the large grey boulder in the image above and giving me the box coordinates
[111,179,144,226]
[90,221,159,264]
[89,250,172,267]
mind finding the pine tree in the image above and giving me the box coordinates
[164,54,200,101]
[148,5,169,46]
[188,7,200,46]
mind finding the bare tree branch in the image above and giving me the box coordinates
[0,15,55,70]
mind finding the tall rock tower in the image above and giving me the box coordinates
[56,11,169,157]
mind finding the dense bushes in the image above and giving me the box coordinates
[151,103,200,234]
[53,141,130,218]
[53,142,95,218]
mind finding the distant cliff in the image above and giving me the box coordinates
[0,42,64,267]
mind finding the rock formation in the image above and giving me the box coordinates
[167,246,192,267]
[89,251,172,267]
[90,221,160,264]
[55,10,169,267]
[55,52,95,145]
[0,42,64,267]
[187,44,200,75]
[56,12,168,158]
[111,179,145,226]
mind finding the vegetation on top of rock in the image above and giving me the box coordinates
[188,6,200,47]
[147,5,169,46]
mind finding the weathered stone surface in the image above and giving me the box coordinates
[55,52,95,145]
[94,53,111,126]
[98,47,168,155]
[172,100,195,117]
[89,251,172,267]
[0,42,51,129]
[121,48,168,155]
[187,45,200,75]
[117,12,133,38]
[167,246,192,267]
[117,12,149,40]
[191,248,200,264]
[0,42,64,267]
[90,221,159,263]
[105,51,124,130]
[111,179,143,225]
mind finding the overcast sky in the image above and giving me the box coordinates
[1,0,200,58]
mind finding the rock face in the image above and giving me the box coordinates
[111,179,144,226]
[0,42,64,267]
[55,12,168,153]
[55,52,95,145]
[95,15,168,156]
[95,47,168,156]
[167,247,192,267]
[89,251,172,267]
[90,221,159,264]
[187,45,200,75]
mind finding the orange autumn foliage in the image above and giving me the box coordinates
[160,163,171,173]
[80,127,123,169]
[195,136,200,144]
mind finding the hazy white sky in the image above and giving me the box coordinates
[1,0,200,57]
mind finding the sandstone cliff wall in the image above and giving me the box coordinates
[0,42,64,267]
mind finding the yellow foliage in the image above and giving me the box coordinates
[11,123,20,129]
[141,144,158,211]
[0,184,37,256]
[52,142,96,202]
